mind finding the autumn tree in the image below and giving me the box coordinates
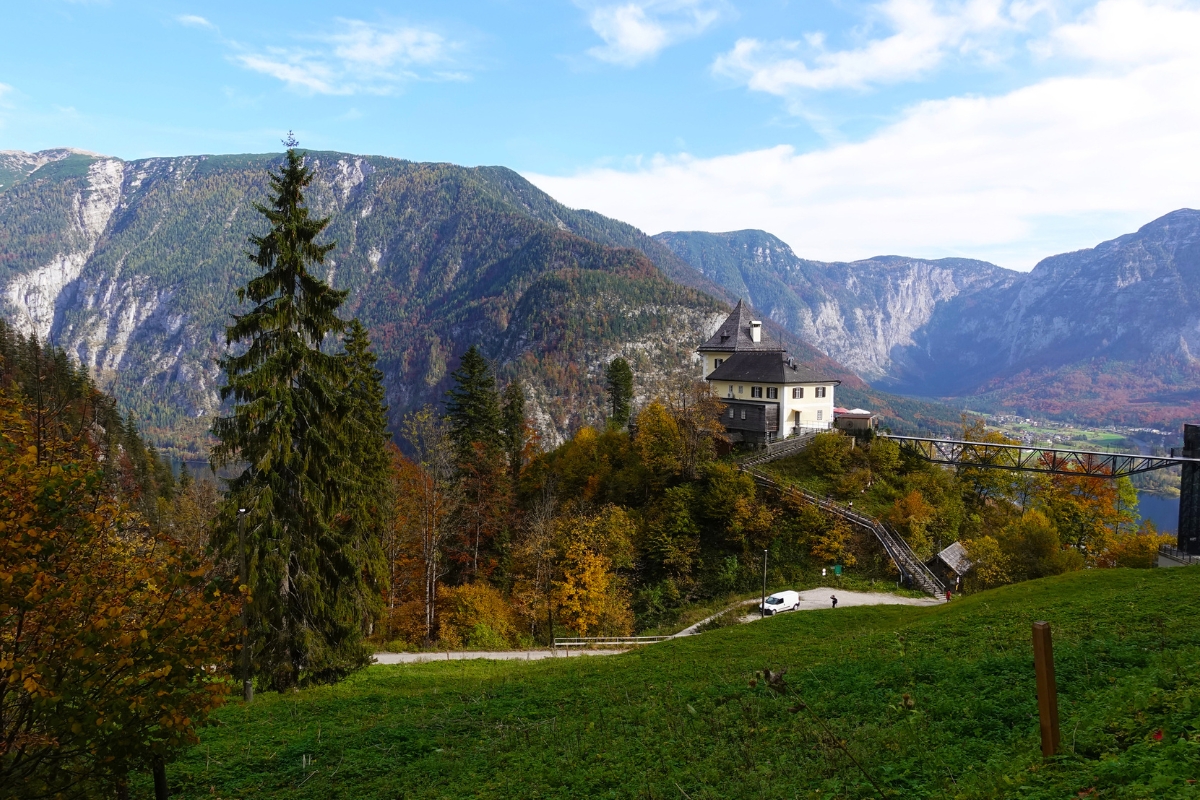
[211,144,380,690]
[554,506,636,636]
[397,408,456,645]
[633,401,682,491]
[0,391,238,798]
[810,517,857,568]
[665,378,729,479]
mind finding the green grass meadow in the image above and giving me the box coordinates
[151,568,1200,799]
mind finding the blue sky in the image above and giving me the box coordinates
[2,0,1199,269]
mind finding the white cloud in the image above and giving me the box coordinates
[528,0,1200,270]
[583,1,727,66]
[713,0,1037,96]
[0,83,12,101]
[233,19,460,95]
[177,14,215,30]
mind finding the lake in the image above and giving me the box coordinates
[1138,492,1180,534]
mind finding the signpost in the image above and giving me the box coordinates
[1032,621,1060,757]
[761,550,768,619]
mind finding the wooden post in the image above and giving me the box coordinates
[1032,621,1060,757]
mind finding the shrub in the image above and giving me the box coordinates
[437,583,518,650]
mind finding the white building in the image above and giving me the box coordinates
[698,300,839,444]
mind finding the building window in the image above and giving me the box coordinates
[751,386,763,398]
[727,385,734,397]
[715,358,724,367]
[817,410,823,421]
[793,387,803,399]
[738,385,744,394]
[815,386,827,398]
[766,387,778,399]
[740,409,747,420]
[728,408,734,419]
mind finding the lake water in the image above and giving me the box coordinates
[1138,492,1180,534]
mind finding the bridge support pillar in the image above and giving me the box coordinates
[1179,425,1200,555]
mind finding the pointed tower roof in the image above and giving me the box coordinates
[698,299,786,353]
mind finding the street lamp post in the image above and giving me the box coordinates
[238,508,253,703]
[761,549,768,619]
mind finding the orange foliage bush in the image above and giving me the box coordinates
[1096,528,1174,569]
[0,392,240,797]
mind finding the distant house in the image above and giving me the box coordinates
[833,407,878,433]
[931,541,973,587]
[699,300,839,445]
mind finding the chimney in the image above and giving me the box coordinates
[750,320,762,343]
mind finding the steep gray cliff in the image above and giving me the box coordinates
[655,229,1019,382]
[0,149,803,455]
[658,215,1200,426]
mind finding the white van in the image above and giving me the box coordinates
[760,590,802,616]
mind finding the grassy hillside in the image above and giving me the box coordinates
[149,568,1200,799]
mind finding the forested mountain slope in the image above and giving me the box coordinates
[898,210,1200,426]
[1,148,883,457]
[658,216,1200,427]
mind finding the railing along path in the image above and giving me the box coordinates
[739,431,945,597]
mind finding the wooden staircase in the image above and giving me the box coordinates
[738,436,946,597]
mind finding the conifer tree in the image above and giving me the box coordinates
[338,319,390,633]
[500,381,527,485]
[605,357,634,428]
[445,345,502,460]
[445,346,506,581]
[211,143,375,691]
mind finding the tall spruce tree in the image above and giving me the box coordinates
[339,319,390,635]
[212,145,377,691]
[606,357,634,429]
[500,381,527,485]
[445,345,502,461]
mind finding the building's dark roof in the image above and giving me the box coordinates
[706,351,840,385]
[698,300,786,353]
[936,542,973,576]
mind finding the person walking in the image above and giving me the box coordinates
[830,595,838,609]
[945,588,952,602]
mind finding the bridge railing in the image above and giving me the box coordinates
[1158,544,1200,566]
[744,467,945,597]
[882,434,1200,478]
[553,636,673,649]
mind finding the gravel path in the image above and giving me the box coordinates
[373,588,940,665]
[735,586,942,622]
[373,649,625,664]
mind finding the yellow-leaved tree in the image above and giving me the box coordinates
[0,391,239,798]
[554,506,636,636]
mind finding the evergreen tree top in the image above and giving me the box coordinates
[445,345,501,457]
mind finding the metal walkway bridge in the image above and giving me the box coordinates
[883,425,1200,556]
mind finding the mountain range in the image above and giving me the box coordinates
[4,147,959,459]
[657,217,1200,429]
[3,146,1193,456]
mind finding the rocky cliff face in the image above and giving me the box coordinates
[655,229,1018,382]
[0,150,800,455]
